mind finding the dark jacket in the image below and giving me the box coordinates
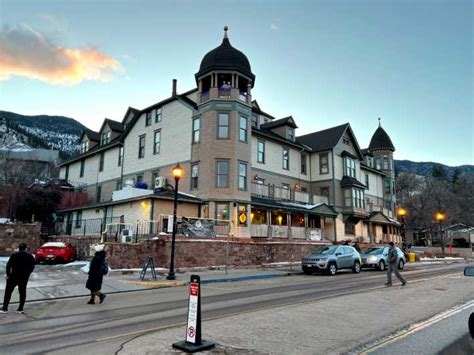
[86,251,108,292]
[388,247,398,265]
[6,251,35,280]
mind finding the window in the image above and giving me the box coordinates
[216,160,229,187]
[80,160,85,178]
[345,156,356,177]
[282,148,289,170]
[288,127,294,141]
[99,152,104,172]
[251,114,258,128]
[118,146,124,166]
[343,136,350,145]
[301,153,307,175]
[96,185,102,203]
[375,158,381,170]
[101,131,111,145]
[383,156,389,170]
[75,211,82,229]
[138,135,145,159]
[191,164,199,189]
[151,171,159,187]
[216,202,229,220]
[365,173,369,188]
[145,112,152,126]
[116,179,122,191]
[320,153,329,174]
[136,175,143,184]
[154,130,161,154]
[320,187,330,201]
[282,183,290,190]
[367,156,372,168]
[80,141,89,153]
[344,222,355,235]
[238,162,247,190]
[384,179,391,195]
[239,115,247,142]
[192,118,200,143]
[238,204,247,226]
[218,113,229,139]
[257,141,265,163]
[353,188,364,208]
[344,188,352,207]
[155,107,162,123]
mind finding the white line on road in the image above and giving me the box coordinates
[360,299,474,354]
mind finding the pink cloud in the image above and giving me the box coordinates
[0,25,121,85]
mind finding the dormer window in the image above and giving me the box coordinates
[101,131,111,145]
[251,114,258,128]
[288,127,294,141]
[80,141,89,153]
[343,137,350,145]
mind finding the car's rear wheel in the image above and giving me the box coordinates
[379,260,386,271]
[352,261,361,273]
[327,262,337,276]
[398,260,405,270]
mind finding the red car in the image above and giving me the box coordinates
[35,242,76,264]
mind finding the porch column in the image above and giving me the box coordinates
[287,213,291,239]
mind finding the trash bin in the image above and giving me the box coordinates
[409,252,416,263]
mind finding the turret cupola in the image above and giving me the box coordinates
[368,118,395,152]
[195,27,255,104]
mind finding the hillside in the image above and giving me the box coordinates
[394,160,474,178]
[0,110,86,159]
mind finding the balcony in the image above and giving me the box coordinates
[200,91,210,103]
[251,182,328,205]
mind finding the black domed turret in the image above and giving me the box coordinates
[368,118,395,152]
[195,26,255,86]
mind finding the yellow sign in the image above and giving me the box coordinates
[239,212,247,224]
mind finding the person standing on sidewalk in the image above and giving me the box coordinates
[85,249,108,304]
[385,242,407,287]
[1,243,35,314]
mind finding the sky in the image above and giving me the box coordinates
[0,0,472,166]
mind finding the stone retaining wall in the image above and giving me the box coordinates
[411,246,473,258]
[104,237,331,269]
[0,223,43,255]
[48,235,100,260]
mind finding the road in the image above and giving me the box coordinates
[0,263,468,354]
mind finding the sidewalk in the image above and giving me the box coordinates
[118,271,474,354]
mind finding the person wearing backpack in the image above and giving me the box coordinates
[85,249,108,304]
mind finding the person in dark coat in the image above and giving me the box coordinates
[1,243,35,313]
[385,242,407,287]
[86,250,108,304]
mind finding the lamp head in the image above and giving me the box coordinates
[435,212,445,222]
[397,208,406,217]
[173,163,183,180]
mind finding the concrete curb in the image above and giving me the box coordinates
[200,272,295,284]
[123,280,186,287]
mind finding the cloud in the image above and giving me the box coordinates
[0,25,122,85]
[270,23,279,32]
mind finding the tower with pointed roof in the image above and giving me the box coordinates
[368,118,396,213]
[191,27,255,236]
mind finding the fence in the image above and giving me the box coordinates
[56,217,123,237]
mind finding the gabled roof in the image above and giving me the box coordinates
[252,127,309,150]
[340,176,366,189]
[297,123,349,152]
[121,107,140,123]
[251,100,275,119]
[261,116,298,130]
[80,129,100,142]
[100,119,124,133]
[176,94,198,110]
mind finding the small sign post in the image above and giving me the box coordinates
[172,275,215,353]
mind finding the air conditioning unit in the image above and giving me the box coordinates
[155,176,167,189]
[121,229,133,243]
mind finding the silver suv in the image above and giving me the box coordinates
[360,246,406,271]
[302,245,362,276]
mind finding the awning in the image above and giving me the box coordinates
[364,211,400,226]
[251,197,337,218]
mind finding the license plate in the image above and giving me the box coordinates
[47,254,54,258]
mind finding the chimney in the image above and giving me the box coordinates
[172,79,177,96]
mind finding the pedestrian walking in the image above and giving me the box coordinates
[1,243,35,314]
[85,248,108,305]
[385,242,407,287]
[353,241,361,253]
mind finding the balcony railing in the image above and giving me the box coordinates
[218,88,231,98]
[251,182,327,205]
[200,91,210,103]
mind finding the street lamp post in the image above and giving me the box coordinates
[397,208,407,242]
[435,211,446,256]
[167,163,183,281]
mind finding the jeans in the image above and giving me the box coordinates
[387,263,406,284]
[2,277,28,311]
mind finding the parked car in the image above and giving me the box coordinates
[464,266,474,339]
[360,246,406,271]
[302,245,361,276]
[35,242,76,264]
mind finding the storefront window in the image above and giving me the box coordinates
[308,215,321,229]
[250,208,267,225]
[290,213,305,227]
[271,211,287,226]
[216,203,229,220]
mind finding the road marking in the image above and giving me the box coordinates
[96,273,455,343]
[359,299,474,354]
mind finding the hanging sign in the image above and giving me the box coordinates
[239,212,247,224]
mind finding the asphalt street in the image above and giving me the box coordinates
[0,263,467,354]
